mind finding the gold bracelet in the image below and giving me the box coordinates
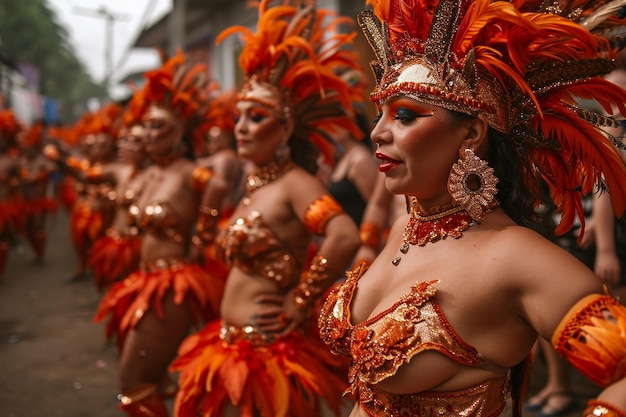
[193,205,220,246]
[294,255,334,310]
[584,400,626,417]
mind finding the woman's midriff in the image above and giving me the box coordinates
[220,268,288,326]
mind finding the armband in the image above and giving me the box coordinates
[191,167,213,193]
[66,156,90,172]
[584,400,626,417]
[359,221,380,250]
[303,195,344,235]
[551,294,626,386]
[293,255,335,310]
[85,165,104,182]
[192,206,220,247]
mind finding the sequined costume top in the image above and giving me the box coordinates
[319,264,510,416]
[216,210,305,289]
[129,200,186,245]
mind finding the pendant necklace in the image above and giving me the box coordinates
[391,202,474,266]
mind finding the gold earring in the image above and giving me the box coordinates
[448,148,499,222]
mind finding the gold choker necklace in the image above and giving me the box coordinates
[245,161,294,195]
[391,204,474,266]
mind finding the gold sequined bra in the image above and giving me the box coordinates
[216,210,304,289]
[318,264,510,416]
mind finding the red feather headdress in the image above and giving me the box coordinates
[361,0,626,234]
[217,0,364,165]
[0,110,23,143]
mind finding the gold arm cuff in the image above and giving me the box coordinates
[293,255,334,310]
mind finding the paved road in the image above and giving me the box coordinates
[0,209,602,417]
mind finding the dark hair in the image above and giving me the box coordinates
[446,110,556,238]
[289,135,319,175]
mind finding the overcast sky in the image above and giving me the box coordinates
[46,0,171,89]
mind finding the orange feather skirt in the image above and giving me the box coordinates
[93,261,225,352]
[170,319,351,417]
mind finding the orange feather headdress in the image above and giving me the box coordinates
[0,110,23,143]
[141,49,212,153]
[141,49,211,124]
[217,0,364,165]
[361,0,626,234]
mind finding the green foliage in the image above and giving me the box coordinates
[0,0,105,117]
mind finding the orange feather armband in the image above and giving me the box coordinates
[584,400,626,417]
[303,195,344,235]
[359,221,380,250]
[190,167,212,193]
[551,294,626,387]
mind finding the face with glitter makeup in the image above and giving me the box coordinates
[85,132,116,162]
[234,83,292,166]
[141,105,184,157]
[371,96,472,205]
[118,124,147,166]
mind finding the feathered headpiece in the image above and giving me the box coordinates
[203,89,238,135]
[217,0,363,165]
[0,110,23,143]
[141,49,212,153]
[141,49,211,123]
[361,0,626,234]
[20,121,44,147]
[84,102,124,139]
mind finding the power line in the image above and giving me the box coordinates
[112,0,161,83]
[73,6,131,95]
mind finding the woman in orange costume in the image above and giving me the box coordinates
[171,2,361,416]
[45,104,124,280]
[0,110,23,279]
[195,90,243,273]
[317,1,626,416]
[94,51,229,417]
[87,93,150,293]
[17,121,57,263]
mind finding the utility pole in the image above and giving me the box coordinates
[73,6,131,99]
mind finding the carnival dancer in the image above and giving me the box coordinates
[93,50,229,417]
[86,93,150,293]
[44,104,125,280]
[0,110,23,279]
[194,90,244,272]
[318,1,626,416]
[17,120,57,264]
[170,2,362,416]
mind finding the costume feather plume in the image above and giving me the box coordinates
[361,0,626,233]
[217,0,363,166]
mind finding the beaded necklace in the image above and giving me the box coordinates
[391,202,474,266]
[245,161,295,195]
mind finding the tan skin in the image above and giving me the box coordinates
[329,126,378,203]
[196,127,243,213]
[104,124,149,236]
[117,105,228,394]
[219,86,359,416]
[346,96,626,416]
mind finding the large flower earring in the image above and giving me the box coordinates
[448,148,499,222]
